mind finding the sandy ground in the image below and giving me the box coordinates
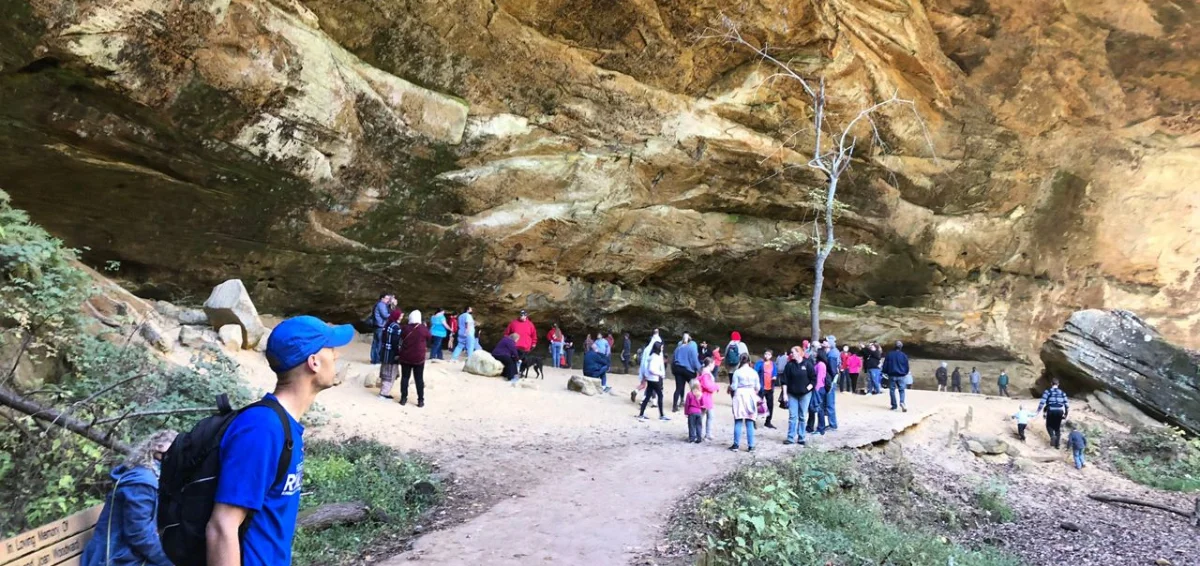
[218,335,1198,566]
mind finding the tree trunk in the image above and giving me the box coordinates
[297,502,371,530]
[0,383,133,454]
[810,175,839,344]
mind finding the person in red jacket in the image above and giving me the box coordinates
[396,310,432,407]
[504,310,538,353]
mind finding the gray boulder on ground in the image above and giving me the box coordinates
[567,375,603,396]
[154,300,209,326]
[138,320,173,353]
[964,434,1009,456]
[1086,391,1162,429]
[464,350,503,377]
[179,326,220,349]
[218,324,243,350]
[1041,310,1199,435]
[202,279,267,349]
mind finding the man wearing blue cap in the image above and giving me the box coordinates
[205,316,354,566]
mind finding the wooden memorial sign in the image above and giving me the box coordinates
[0,506,101,566]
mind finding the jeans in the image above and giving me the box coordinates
[825,386,837,429]
[733,419,756,448]
[999,384,1009,397]
[807,389,827,433]
[639,380,664,417]
[1073,448,1085,469]
[550,341,564,367]
[450,335,476,361]
[787,392,812,442]
[430,335,446,360]
[399,363,425,403]
[868,368,882,393]
[1017,423,1027,441]
[971,382,981,394]
[687,414,702,442]
[702,408,713,439]
[889,376,907,409]
[370,327,384,364]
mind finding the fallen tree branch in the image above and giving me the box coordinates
[0,383,133,453]
[93,407,212,425]
[1088,493,1194,523]
[297,502,372,530]
[56,372,148,426]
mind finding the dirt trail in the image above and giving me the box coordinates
[227,338,968,565]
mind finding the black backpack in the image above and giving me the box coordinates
[158,395,293,566]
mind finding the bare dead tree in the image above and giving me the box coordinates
[712,17,934,342]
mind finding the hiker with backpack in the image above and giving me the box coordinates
[724,332,748,379]
[1036,378,1070,449]
[82,430,178,566]
[159,315,354,566]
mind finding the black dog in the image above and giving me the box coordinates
[520,353,544,379]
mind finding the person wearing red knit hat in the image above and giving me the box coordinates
[722,331,749,375]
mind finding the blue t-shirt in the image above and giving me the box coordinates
[430,313,448,337]
[215,394,305,566]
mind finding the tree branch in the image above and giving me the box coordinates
[55,372,149,426]
[0,383,133,453]
[1087,493,1195,522]
[92,407,213,425]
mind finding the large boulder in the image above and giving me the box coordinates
[567,375,603,396]
[154,301,209,326]
[218,324,243,351]
[203,280,267,349]
[180,326,220,349]
[464,350,503,377]
[964,434,1009,456]
[1086,391,1162,430]
[1041,310,1200,435]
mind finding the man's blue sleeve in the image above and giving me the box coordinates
[215,408,284,511]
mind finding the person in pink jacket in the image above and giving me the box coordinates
[697,358,720,441]
[846,348,864,394]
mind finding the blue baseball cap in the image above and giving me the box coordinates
[265,316,356,373]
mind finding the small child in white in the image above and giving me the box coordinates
[1067,424,1087,469]
[1011,405,1034,441]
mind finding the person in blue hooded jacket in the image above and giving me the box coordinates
[82,429,178,566]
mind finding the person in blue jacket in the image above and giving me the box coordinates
[883,340,911,412]
[82,429,178,566]
[823,342,841,430]
[583,341,612,392]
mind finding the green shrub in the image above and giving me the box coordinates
[1113,426,1200,492]
[973,480,1016,523]
[699,452,1018,566]
[293,438,440,566]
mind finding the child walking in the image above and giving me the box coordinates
[698,358,720,441]
[685,380,703,443]
[1012,405,1034,441]
[1067,424,1087,469]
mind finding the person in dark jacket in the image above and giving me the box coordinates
[82,430,178,566]
[781,346,814,445]
[951,367,963,392]
[882,341,910,412]
[1036,378,1070,448]
[935,362,948,392]
[396,310,432,406]
[862,343,882,394]
[369,294,394,364]
[620,333,632,374]
[670,333,701,412]
[583,342,612,391]
[493,333,521,382]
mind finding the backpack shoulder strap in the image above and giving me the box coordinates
[247,398,295,489]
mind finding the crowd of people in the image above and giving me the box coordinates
[73,300,1085,566]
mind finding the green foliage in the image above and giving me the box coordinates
[1113,426,1200,492]
[0,189,257,535]
[293,438,439,566]
[699,452,1018,566]
[972,480,1016,523]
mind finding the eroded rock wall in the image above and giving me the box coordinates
[0,0,1196,383]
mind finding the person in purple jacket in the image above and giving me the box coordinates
[493,332,522,383]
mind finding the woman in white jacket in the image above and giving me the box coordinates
[637,342,669,421]
[729,354,760,451]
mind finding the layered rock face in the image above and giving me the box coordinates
[1,0,1196,378]
[1041,310,1200,435]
